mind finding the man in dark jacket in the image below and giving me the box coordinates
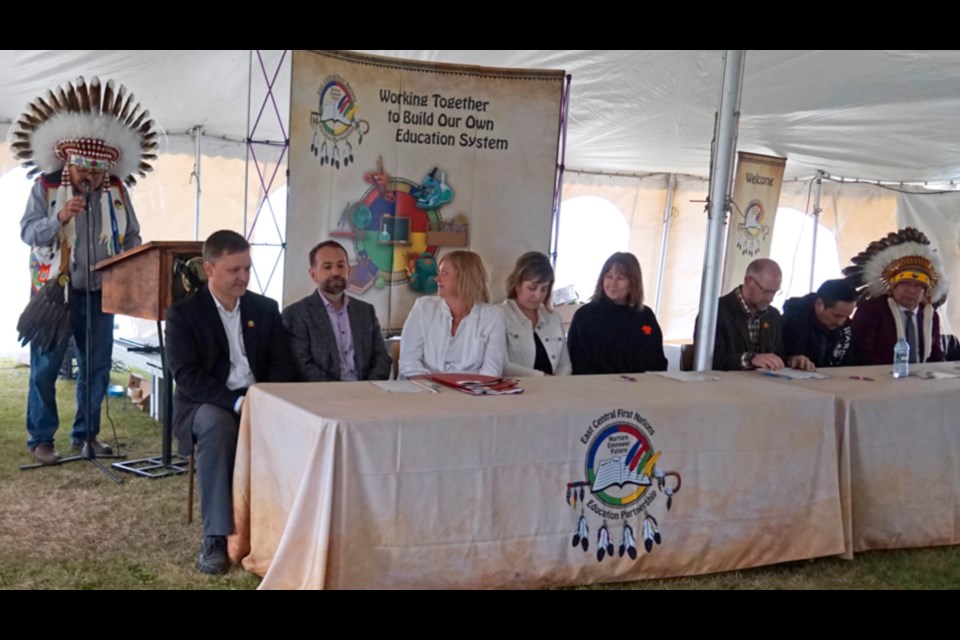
[782,279,857,368]
[166,230,296,574]
[698,258,814,371]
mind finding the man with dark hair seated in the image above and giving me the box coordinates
[282,240,391,382]
[782,279,858,368]
[165,230,296,574]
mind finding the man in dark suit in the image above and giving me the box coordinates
[697,258,814,371]
[282,240,391,382]
[166,230,295,574]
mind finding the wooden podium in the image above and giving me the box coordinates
[96,241,203,478]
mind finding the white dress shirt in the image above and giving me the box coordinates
[399,296,506,378]
[212,294,256,412]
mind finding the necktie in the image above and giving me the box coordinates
[904,310,919,364]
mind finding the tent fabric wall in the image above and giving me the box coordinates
[560,172,709,342]
[561,171,668,299]
[660,177,710,341]
[6,51,960,184]
[560,174,905,343]
[779,181,898,266]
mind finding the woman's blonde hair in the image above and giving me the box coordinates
[592,252,644,308]
[505,251,555,311]
[440,250,491,308]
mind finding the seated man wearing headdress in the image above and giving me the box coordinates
[845,228,947,365]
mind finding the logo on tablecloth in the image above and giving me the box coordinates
[566,409,681,562]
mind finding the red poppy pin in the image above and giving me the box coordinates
[642,325,653,335]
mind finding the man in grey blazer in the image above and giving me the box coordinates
[283,240,392,381]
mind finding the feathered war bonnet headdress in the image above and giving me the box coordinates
[843,227,948,307]
[11,77,159,350]
[9,76,158,185]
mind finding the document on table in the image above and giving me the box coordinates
[656,371,720,382]
[911,370,960,380]
[369,380,438,393]
[757,367,829,380]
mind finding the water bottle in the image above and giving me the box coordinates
[892,337,910,379]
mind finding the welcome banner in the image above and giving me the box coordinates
[721,152,786,292]
[286,50,565,330]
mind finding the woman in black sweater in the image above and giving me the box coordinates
[568,252,667,375]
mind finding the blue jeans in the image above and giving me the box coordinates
[26,289,114,449]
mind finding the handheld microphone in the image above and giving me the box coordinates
[80,178,93,210]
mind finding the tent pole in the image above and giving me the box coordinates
[654,173,677,316]
[808,170,824,292]
[550,74,573,267]
[192,126,203,241]
[243,50,253,236]
[694,50,745,371]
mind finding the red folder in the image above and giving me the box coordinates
[428,373,524,396]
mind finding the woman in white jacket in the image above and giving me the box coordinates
[399,250,506,378]
[502,251,571,376]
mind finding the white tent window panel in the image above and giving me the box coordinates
[248,187,287,302]
[768,207,842,310]
[0,165,34,359]
[555,195,630,303]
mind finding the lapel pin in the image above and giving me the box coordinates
[247,320,255,328]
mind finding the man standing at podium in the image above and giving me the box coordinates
[12,77,154,465]
[166,230,296,574]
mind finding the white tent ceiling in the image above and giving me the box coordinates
[3,50,960,182]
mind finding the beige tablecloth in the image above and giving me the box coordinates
[733,363,960,555]
[230,373,845,589]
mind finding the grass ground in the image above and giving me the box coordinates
[0,359,259,589]
[0,358,957,589]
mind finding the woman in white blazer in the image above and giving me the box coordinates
[399,250,506,378]
[502,251,571,376]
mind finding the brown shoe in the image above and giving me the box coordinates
[30,443,61,465]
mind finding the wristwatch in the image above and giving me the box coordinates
[741,351,755,370]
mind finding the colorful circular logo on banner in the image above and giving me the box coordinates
[317,76,360,140]
[585,422,656,507]
[743,199,765,236]
[349,178,443,287]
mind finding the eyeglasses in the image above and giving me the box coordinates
[748,275,780,297]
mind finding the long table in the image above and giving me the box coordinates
[732,363,960,556]
[229,373,845,589]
